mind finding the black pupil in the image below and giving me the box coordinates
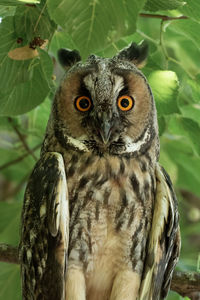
[121,98,130,107]
[80,98,89,109]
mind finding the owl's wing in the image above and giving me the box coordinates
[139,163,181,300]
[20,152,69,300]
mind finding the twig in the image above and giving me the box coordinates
[0,243,199,297]
[0,244,19,264]
[140,13,188,21]
[0,143,41,171]
[7,118,38,161]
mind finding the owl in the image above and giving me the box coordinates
[20,41,180,300]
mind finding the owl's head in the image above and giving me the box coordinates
[51,42,159,158]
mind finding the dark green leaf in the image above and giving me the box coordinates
[0,264,21,300]
[0,6,16,17]
[14,4,56,43]
[167,115,200,156]
[0,202,22,244]
[144,0,184,12]
[47,0,146,58]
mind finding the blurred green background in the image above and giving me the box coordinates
[0,0,200,299]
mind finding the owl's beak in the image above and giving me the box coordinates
[99,120,112,144]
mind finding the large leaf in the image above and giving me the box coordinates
[0,264,21,300]
[47,0,146,58]
[180,104,200,126]
[0,202,22,245]
[0,50,53,116]
[148,70,179,115]
[144,0,184,12]
[170,19,200,52]
[0,0,39,5]
[14,4,56,43]
[0,17,53,116]
[161,138,200,196]
[167,115,200,157]
[179,0,200,22]
[0,6,16,17]
[0,2,55,116]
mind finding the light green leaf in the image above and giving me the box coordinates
[0,202,22,245]
[180,104,200,126]
[0,264,21,300]
[0,0,39,5]
[144,0,185,12]
[148,70,179,115]
[27,97,51,138]
[47,0,146,58]
[167,115,200,156]
[170,19,200,52]
[0,6,16,17]
[179,0,200,21]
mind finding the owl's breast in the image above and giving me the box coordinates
[64,152,155,299]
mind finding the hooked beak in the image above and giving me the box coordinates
[95,112,113,144]
[99,120,112,144]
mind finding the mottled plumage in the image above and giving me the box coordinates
[20,42,180,300]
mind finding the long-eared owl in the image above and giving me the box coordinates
[20,42,180,300]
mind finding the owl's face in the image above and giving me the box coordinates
[54,44,158,157]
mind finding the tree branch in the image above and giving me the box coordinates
[140,13,188,21]
[0,243,199,297]
[171,271,200,299]
[0,244,19,264]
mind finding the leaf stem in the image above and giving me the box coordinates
[140,13,188,21]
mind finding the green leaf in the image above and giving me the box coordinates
[144,0,185,12]
[0,54,53,116]
[167,115,200,156]
[14,4,56,43]
[0,6,16,17]
[0,17,53,116]
[180,104,200,126]
[47,0,146,58]
[170,19,200,52]
[26,97,51,138]
[0,264,21,300]
[0,202,22,245]
[49,30,78,57]
[0,0,39,5]
[148,70,179,115]
[179,0,200,21]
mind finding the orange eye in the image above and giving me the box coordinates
[117,95,134,111]
[75,96,92,112]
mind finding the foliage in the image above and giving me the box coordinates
[0,0,200,299]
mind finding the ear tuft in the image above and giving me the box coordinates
[116,41,148,68]
[57,48,81,69]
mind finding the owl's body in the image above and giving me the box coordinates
[20,43,180,300]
